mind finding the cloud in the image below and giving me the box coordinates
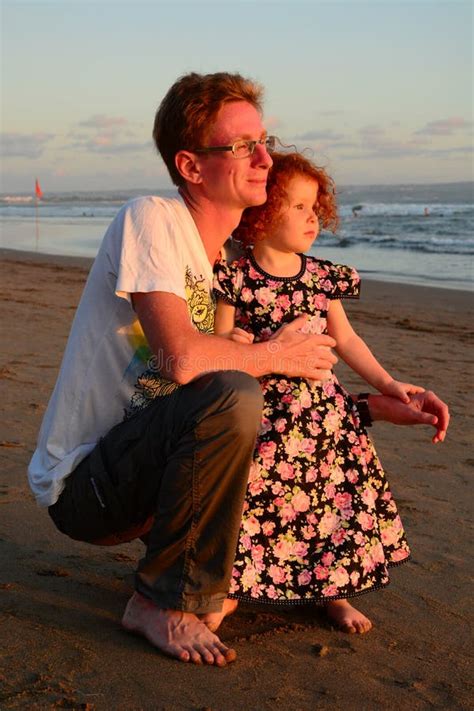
[415,117,473,136]
[294,129,346,142]
[70,138,152,154]
[358,124,385,138]
[1,132,55,159]
[79,114,129,130]
[429,145,474,156]
[70,114,150,155]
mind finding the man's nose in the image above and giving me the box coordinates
[252,142,273,169]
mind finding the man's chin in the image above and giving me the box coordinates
[247,189,267,207]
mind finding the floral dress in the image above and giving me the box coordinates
[213,250,410,604]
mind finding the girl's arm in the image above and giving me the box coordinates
[327,300,423,402]
[214,300,254,344]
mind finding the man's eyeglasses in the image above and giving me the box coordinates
[193,135,278,159]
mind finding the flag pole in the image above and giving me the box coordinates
[34,178,42,251]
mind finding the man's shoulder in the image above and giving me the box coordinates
[121,194,185,220]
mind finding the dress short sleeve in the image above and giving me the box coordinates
[213,258,242,306]
[316,260,361,300]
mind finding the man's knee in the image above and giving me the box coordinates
[213,370,263,426]
[187,370,263,437]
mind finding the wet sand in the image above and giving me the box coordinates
[0,248,472,710]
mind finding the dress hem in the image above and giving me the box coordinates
[227,555,410,607]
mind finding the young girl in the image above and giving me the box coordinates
[213,152,424,634]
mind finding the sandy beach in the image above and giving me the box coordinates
[0,248,472,711]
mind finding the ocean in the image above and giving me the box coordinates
[1,182,472,291]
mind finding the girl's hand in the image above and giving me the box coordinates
[380,379,425,404]
[228,327,255,344]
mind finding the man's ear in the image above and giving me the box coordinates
[175,150,203,185]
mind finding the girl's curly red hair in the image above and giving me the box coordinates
[233,151,339,247]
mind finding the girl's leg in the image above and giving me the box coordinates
[200,598,239,632]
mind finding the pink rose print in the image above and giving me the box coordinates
[276,294,291,309]
[258,440,277,468]
[302,524,316,540]
[350,571,360,587]
[391,548,409,562]
[292,290,304,306]
[243,515,261,535]
[274,418,287,433]
[330,566,350,587]
[274,539,293,561]
[289,400,303,417]
[241,287,253,303]
[292,541,309,558]
[331,528,347,546]
[315,565,329,580]
[313,293,328,310]
[241,564,259,589]
[255,286,276,307]
[280,502,297,524]
[292,490,311,512]
[319,511,340,537]
[357,511,375,531]
[277,462,295,480]
[298,570,312,586]
[262,521,275,536]
[249,478,266,496]
[251,544,265,562]
[322,551,335,566]
[269,565,287,584]
[361,486,378,510]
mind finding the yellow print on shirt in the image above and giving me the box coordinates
[185,267,214,333]
[125,267,215,418]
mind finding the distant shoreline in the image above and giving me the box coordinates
[1,246,471,294]
[1,180,473,198]
[1,247,472,301]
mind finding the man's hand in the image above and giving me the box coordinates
[367,391,449,444]
[269,315,337,381]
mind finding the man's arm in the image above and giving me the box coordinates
[132,291,337,384]
[366,391,450,444]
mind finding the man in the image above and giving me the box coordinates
[28,72,449,667]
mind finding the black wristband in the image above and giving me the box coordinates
[356,392,373,427]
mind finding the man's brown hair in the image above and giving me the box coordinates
[153,72,264,187]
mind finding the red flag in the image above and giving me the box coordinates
[35,178,43,199]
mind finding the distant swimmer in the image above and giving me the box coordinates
[352,204,363,218]
[424,207,430,217]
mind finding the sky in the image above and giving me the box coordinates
[1,0,472,192]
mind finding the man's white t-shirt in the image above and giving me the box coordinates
[28,195,215,507]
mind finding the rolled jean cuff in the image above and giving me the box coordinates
[135,574,227,614]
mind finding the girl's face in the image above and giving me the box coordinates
[267,176,319,254]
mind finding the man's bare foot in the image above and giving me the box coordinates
[122,592,237,666]
[325,599,373,634]
[200,598,239,632]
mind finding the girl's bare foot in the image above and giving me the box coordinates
[200,598,239,632]
[325,599,373,634]
[122,592,237,666]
